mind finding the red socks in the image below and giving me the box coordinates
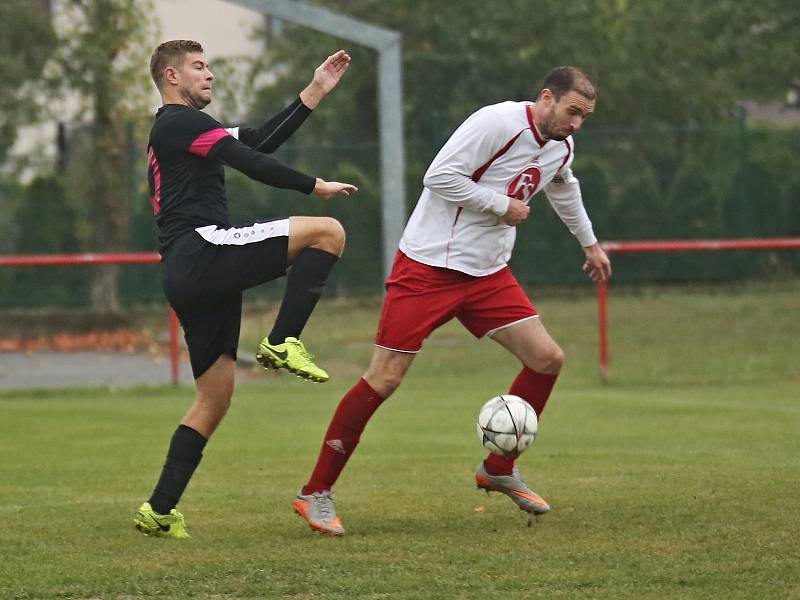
[303,378,385,494]
[509,367,558,416]
[483,367,559,476]
[303,369,557,486]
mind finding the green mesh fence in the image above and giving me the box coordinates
[1,119,798,309]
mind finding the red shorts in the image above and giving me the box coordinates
[375,251,538,352]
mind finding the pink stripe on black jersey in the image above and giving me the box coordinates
[188,128,231,158]
[471,131,524,182]
[147,146,162,215]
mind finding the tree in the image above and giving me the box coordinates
[253,0,799,134]
[0,1,56,164]
[240,0,800,284]
[52,0,156,312]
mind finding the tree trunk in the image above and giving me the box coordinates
[87,1,129,313]
[88,123,129,313]
[90,264,122,312]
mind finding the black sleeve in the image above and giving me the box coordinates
[237,97,312,154]
[217,138,316,194]
[161,108,235,159]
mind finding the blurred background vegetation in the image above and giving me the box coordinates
[1,0,798,310]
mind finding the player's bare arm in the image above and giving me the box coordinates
[582,244,611,282]
[300,50,351,109]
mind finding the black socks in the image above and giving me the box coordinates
[148,424,207,515]
[268,247,338,345]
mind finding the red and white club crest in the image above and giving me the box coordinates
[506,166,541,203]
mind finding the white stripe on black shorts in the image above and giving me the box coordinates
[161,218,291,379]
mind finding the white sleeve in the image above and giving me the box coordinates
[422,107,513,217]
[543,159,598,247]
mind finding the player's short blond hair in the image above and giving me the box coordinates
[150,40,204,91]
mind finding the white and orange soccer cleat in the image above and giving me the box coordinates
[293,489,346,536]
[475,462,550,514]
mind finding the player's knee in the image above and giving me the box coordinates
[382,373,404,396]
[527,343,564,374]
[199,391,232,412]
[317,217,346,255]
[544,345,565,373]
[366,368,404,398]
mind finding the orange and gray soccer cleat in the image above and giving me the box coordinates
[293,489,346,536]
[475,462,551,514]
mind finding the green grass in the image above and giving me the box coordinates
[1,285,799,599]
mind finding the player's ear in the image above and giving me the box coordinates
[164,65,179,86]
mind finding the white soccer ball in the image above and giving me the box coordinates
[476,394,538,457]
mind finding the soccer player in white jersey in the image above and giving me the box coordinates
[294,66,612,535]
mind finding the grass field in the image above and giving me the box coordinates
[1,285,798,599]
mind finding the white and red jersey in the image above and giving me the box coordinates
[399,101,597,276]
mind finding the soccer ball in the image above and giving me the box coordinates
[476,394,538,457]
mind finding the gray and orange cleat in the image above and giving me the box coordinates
[475,462,550,514]
[293,489,345,536]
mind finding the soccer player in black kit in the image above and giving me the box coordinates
[134,40,357,538]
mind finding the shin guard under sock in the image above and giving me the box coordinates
[148,424,207,514]
[269,248,338,344]
[303,378,385,493]
[484,368,559,476]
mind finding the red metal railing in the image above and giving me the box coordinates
[596,237,800,379]
[0,252,181,385]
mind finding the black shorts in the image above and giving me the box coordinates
[161,219,290,379]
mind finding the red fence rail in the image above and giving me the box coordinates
[596,237,800,379]
[0,252,181,385]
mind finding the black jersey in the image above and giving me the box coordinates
[147,99,316,252]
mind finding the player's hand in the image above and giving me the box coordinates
[300,50,351,109]
[582,243,612,282]
[501,198,530,226]
[313,50,351,93]
[312,178,358,199]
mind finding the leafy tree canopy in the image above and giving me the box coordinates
[0,1,56,163]
[249,0,800,142]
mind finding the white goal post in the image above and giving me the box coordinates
[225,0,406,281]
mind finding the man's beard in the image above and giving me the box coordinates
[538,115,556,141]
[183,89,211,109]
[192,93,211,109]
[542,119,570,141]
